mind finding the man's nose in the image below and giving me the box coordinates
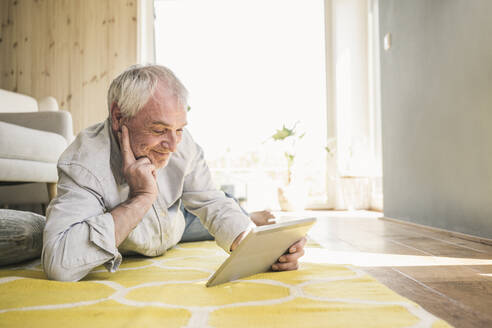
[163,131,178,152]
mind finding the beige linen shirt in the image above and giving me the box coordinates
[42,119,252,281]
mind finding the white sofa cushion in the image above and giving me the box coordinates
[0,111,73,143]
[0,159,58,182]
[38,96,59,112]
[0,121,67,163]
[0,89,38,113]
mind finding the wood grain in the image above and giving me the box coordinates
[0,0,137,134]
[307,211,492,328]
[364,267,492,328]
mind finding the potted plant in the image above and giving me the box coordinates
[269,122,307,211]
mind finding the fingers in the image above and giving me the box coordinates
[272,262,298,271]
[133,158,155,175]
[135,156,151,165]
[250,210,276,226]
[119,125,136,166]
[278,248,305,263]
[271,237,307,271]
[264,211,276,225]
[271,245,305,271]
[289,237,307,254]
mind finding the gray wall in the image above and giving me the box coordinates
[379,0,492,239]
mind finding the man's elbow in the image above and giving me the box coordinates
[44,264,83,282]
[42,220,118,282]
[42,241,86,282]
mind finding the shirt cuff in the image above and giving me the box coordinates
[215,214,255,254]
[86,213,122,272]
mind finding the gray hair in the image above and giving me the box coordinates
[107,64,188,118]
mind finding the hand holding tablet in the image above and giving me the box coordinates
[271,235,307,271]
[206,217,316,287]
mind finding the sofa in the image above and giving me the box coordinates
[0,89,73,207]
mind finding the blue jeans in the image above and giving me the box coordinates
[179,193,248,243]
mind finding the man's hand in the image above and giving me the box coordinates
[119,125,158,203]
[271,237,307,271]
[250,210,276,226]
[111,125,159,247]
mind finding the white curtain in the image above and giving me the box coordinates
[324,0,383,211]
[137,0,156,64]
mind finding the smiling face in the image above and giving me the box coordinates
[111,82,188,169]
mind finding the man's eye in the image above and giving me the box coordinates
[177,129,183,134]
[152,129,167,134]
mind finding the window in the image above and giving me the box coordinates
[155,0,327,211]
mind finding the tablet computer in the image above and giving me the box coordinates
[206,217,316,287]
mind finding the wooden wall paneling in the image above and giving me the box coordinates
[6,0,16,92]
[14,0,30,94]
[0,0,15,92]
[107,0,138,105]
[7,0,15,91]
[90,0,109,127]
[28,0,41,97]
[0,1,5,87]
[0,0,138,134]
[80,0,100,132]
[62,0,73,114]
[67,0,82,127]
[31,0,51,103]
[51,0,70,114]
[0,1,6,85]
[45,0,57,105]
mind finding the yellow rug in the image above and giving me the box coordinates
[0,241,452,328]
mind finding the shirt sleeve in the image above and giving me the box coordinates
[180,143,253,253]
[42,163,122,281]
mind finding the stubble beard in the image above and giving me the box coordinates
[152,151,172,169]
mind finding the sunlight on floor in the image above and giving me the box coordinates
[274,210,383,221]
[277,210,492,268]
[301,248,492,267]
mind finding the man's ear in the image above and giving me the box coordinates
[110,102,123,133]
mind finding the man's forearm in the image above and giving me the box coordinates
[111,195,154,246]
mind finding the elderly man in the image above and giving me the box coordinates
[42,64,306,282]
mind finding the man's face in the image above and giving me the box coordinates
[114,83,188,169]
